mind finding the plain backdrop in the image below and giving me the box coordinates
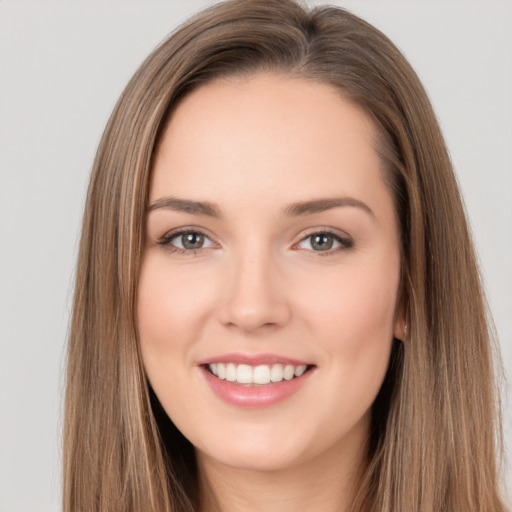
[0,1,510,510]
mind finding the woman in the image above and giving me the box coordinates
[63,0,506,510]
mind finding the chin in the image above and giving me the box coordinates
[192,421,338,474]
[199,442,307,473]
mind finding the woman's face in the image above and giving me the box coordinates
[138,74,403,473]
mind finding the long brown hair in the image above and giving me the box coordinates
[63,1,505,510]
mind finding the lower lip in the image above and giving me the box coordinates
[200,366,313,409]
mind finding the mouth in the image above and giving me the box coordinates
[198,354,316,407]
[204,362,314,386]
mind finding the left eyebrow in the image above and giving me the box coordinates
[283,197,375,218]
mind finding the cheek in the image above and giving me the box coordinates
[137,261,198,397]
[137,258,215,357]
[136,258,213,422]
[297,260,399,348]
[293,254,399,401]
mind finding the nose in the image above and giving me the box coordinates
[217,249,292,333]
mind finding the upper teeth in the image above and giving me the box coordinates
[208,363,307,385]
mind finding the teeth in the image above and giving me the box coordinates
[253,365,271,384]
[270,364,284,382]
[217,363,226,379]
[294,365,307,377]
[226,363,237,382]
[236,364,252,384]
[208,362,309,385]
[283,364,295,380]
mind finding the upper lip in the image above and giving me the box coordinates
[196,352,314,367]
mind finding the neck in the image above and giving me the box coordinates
[197,424,369,512]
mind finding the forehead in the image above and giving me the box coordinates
[151,73,386,214]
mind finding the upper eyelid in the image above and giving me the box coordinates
[298,226,349,236]
[160,226,217,241]
[158,226,350,240]
[295,226,352,242]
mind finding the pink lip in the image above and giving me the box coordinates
[197,352,312,366]
[198,355,315,409]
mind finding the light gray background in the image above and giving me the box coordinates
[0,1,510,510]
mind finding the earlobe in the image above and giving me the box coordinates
[393,307,407,342]
[393,322,406,342]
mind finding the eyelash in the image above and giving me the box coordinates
[157,228,353,256]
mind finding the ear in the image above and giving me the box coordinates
[393,303,406,341]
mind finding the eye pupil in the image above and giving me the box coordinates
[311,234,333,251]
[182,232,204,249]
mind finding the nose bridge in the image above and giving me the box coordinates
[219,239,290,331]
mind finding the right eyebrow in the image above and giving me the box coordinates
[283,196,374,218]
[147,196,222,218]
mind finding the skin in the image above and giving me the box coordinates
[138,73,404,512]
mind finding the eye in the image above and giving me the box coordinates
[158,229,216,254]
[296,231,353,253]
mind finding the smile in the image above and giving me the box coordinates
[199,355,316,408]
[207,362,308,385]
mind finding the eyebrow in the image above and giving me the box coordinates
[148,197,222,217]
[148,195,374,219]
[283,197,374,218]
